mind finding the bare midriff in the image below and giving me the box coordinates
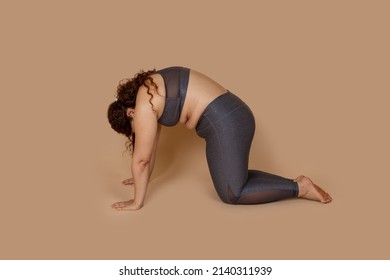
[180,69,227,129]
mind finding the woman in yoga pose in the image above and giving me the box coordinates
[107,66,332,210]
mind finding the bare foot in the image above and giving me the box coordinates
[294,175,332,203]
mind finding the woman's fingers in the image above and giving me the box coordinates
[111,200,141,211]
[122,178,134,185]
[111,201,127,210]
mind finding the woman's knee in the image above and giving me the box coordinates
[216,185,240,205]
[219,196,237,205]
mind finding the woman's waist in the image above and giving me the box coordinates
[180,88,228,129]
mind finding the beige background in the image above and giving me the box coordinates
[1,0,389,259]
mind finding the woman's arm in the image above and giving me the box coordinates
[121,124,160,186]
[148,124,161,180]
[111,86,160,211]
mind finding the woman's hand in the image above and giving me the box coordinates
[122,178,134,186]
[111,200,143,211]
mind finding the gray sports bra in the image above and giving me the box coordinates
[155,66,190,126]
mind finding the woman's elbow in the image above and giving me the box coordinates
[133,158,151,167]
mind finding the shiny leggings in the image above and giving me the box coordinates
[196,92,299,204]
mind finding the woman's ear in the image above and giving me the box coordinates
[126,108,135,118]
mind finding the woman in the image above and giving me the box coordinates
[107,66,332,210]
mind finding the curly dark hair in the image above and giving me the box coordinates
[107,69,158,152]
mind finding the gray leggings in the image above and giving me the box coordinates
[196,92,299,204]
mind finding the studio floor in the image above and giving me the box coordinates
[1,0,389,259]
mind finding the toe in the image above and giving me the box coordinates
[324,194,332,203]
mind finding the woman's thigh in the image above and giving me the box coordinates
[197,93,255,203]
